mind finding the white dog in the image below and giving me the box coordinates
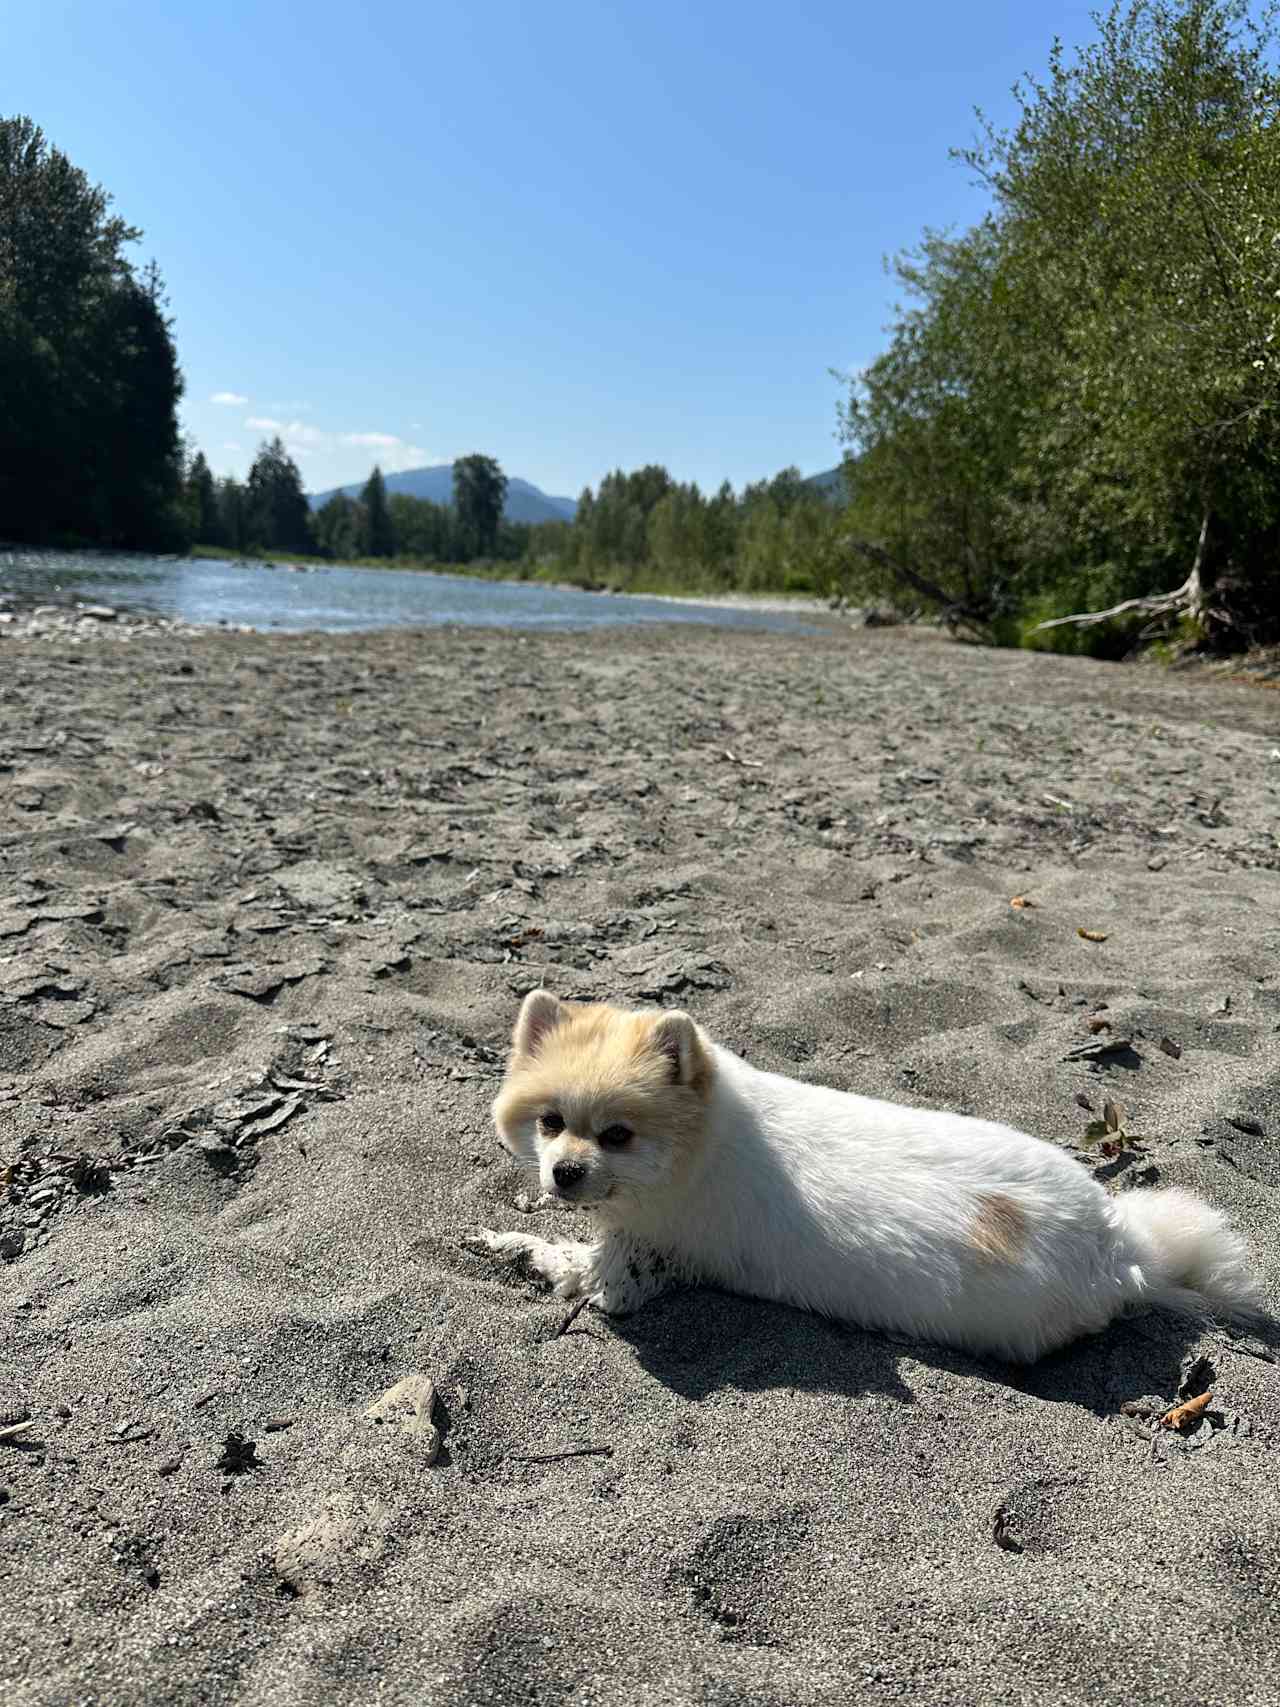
[465,990,1262,1363]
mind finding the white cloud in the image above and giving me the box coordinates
[231,416,430,476]
[339,431,428,472]
[244,416,327,452]
[222,440,242,452]
[282,421,326,447]
[384,443,431,472]
[211,391,249,406]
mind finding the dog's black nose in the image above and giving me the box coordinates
[553,1160,586,1191]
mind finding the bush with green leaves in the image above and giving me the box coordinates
[836,1,1280,648]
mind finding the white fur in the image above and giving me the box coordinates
[471,1020,1263,1363]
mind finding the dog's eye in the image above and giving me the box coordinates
[597,1124,633,1149]
[538,1112,565,1135]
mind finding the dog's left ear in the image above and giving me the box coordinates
[512,988,565,1059]
[650,1010,710,1092]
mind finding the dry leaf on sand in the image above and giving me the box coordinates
[1160,1391,1213,1431]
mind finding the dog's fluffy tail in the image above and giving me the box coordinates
[1113,1187,1263,1323]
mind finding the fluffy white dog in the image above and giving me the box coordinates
[466,990,1261,1363]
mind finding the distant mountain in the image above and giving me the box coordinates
[309,465,576,525]
[805,461,854,499]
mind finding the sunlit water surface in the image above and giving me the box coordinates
[0,549,827,637]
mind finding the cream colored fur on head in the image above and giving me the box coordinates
[470,991,1263,1364]
[491,991,710,1206]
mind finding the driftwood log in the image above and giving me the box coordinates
[1034,511,1231,635]
[837,536,991,633]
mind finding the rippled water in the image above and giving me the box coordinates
[0,548,826,636]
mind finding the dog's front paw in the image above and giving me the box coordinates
[460,1225,496,1256]
[461,1226,526,1260]
[462,1226,571,1293]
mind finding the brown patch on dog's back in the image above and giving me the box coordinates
[970,1193,1027,1264]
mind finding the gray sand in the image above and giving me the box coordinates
[1,618,1278,1706]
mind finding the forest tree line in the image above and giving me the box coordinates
[180,440,849,597]
[182,443,529,565]
[517,463,847,595]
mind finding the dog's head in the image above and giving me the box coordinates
[491,990,713,1209]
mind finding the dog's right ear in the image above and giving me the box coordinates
[650,1009,712,1094]
[512,988,565,1059]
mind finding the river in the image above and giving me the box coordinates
[0,548,829,637]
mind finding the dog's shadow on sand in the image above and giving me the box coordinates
[600,1285,1278,1419]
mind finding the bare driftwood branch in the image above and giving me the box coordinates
[1034,585,1191,631]
[838,536,990,628]
[1035,511,1220,633]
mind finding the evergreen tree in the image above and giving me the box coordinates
[386,492,454,559]
[452,454,508,558]
[0,115,186,548]
[314,492,364,561]
[360,465,395,557]
[245,437,313,554]
[706,481,739,582]
[217,476,250,555]
[186,450,220,544]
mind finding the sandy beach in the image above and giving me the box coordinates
[2,614,1278,1707]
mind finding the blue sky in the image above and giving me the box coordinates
[10,1,1102,498]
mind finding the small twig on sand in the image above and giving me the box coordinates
[556,1295,593,1336]
[507,1446,613,1464]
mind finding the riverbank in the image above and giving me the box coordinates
[2,619,1278,1706]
